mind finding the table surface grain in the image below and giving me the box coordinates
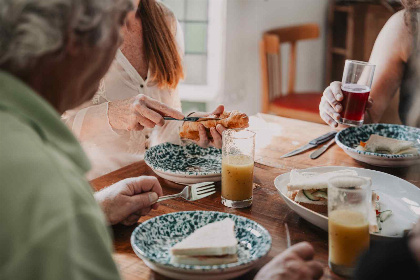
[90,114,420,280]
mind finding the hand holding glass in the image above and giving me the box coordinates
[340,60,375,126]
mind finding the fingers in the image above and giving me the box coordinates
[137,176,164,196]
[320,97,340,128]
[124,176,163,197]
[132,95,184,129]
[286,242,315,261]
[127,192,158,214]
[306,260,324,280]
[366,97,374,109]
[198,124,210,148]
[211,104,224,116]
[216,124,226,134]
[142,95,184,119]
[210,128,222,149]
[329,81,343,101]
[135,103,165,127]
[134,111,156,128]
[323,87,342,113]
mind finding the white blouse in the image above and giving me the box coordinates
[63,22,184,180]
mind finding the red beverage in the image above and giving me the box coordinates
[341,84,370,122]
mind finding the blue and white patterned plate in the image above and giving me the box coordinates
[144,143,222,183]
[336,123,420,167]
[131,211,272,280]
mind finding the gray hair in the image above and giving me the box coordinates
[0,0,132,73]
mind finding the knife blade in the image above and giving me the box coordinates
[163,116,221,122]
[280,131,337,158]
[310,138,336,159]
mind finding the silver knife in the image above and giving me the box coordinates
[280,131,337,158]
[163,116,221,122]
[310,138,336,159]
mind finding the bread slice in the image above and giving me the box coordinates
[364,134,416,155]
[171,254,238,266]
[170,218,238,265]
[287,169,358,191]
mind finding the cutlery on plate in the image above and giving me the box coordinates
[310,138,336,159]
[164,116,222,122]
[280,131,337,158]
[157,182,216,202]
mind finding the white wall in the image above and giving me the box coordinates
[213,0,329,115]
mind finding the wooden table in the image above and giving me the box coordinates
[90,115,420,280]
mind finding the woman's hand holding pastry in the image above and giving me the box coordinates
[108,94,184,131]
[191,105,226,149]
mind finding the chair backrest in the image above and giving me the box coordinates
[260,23,319,111]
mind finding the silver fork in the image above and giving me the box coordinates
[157,182,216,202]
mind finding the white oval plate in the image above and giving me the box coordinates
[274,166,420,239]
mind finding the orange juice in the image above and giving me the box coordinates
[221,154,254,201]
[329,209,370,267]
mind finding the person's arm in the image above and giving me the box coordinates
[367,10,411,122]
[319,10,411,127]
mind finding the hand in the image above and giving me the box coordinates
[94,176,163,226]
[409,219,420,265]
[108,94,184,131]
[319,81,373,128]
[192,105,226,149]
[255,242,324,280]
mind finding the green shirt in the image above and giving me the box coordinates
[0,71,121,280]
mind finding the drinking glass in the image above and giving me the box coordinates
[328,176,372,278]
[340,60,376,126]
[221,129,255,208]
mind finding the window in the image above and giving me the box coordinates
[161,0,208,85]
[161,0,226,102]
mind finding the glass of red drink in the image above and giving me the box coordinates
[340,60,375,127]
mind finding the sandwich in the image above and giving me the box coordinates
[170,218,238,265]
[179,110,249,141]
[287,169,358,214]
[356,134,419,155]
[286,169,381,232]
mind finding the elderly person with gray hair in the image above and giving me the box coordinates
[0,0,166,279]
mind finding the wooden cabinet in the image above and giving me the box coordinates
[325,1,402,85]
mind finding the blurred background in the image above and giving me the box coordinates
[161,0,402,123]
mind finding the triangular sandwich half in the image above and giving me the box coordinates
[170,218,238,265]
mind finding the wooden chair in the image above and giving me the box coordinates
[260,23,323,123]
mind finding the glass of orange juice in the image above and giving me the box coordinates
[328,176,372,277]
[221,129,255,208]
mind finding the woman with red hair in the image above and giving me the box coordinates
[64,0,225,179]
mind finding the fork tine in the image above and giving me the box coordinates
[191,182,214,188]
[197,189,216,195]
[196,185,215,193]
[196,191,216,199]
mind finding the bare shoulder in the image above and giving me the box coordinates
[157,2,177,35]
[381,10,413,61]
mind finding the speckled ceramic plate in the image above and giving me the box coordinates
[144,143,222,183]
[131,211,272,280]
[275,166,420,240]
[335,123,420,167]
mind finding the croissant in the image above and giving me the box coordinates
[179,110,249,141]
